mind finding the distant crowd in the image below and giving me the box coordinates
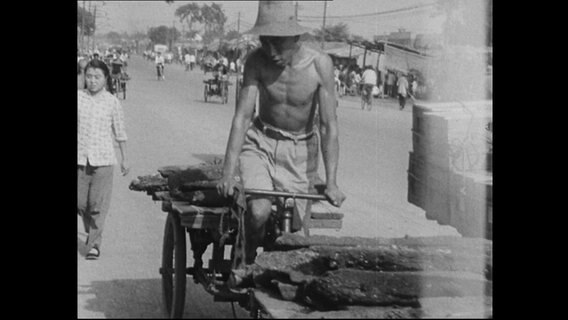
[332,63,420,110]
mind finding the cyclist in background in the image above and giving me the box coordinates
[155,51,165,80]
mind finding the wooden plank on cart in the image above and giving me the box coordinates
[252,289,492,319]
[306,201,344,229]
[170,201,232,229]
[152,191,172,201]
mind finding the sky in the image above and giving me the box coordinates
[89,0,446,40]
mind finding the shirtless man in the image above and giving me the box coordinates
[217,1,346,265]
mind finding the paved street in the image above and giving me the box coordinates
[77,55,459,318]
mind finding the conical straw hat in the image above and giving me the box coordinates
[245,1,312,37]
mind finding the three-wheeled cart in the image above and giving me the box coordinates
[203,78,231,104]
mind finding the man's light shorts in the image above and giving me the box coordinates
[238,124,320,224]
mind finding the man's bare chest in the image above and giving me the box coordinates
[260,64,320,106]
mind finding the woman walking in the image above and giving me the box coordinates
[78,59,129,260]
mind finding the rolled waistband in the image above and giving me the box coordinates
[253,117,314,143]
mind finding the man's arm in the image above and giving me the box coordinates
[315,54,346,207]
[217,53,260,197]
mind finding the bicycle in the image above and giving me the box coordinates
[156,63,165,80]
[111,74,127,99]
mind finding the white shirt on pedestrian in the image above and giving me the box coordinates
[397,76,409,96]
[361,69,377,85]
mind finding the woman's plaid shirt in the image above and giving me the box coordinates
[77,89,127,166]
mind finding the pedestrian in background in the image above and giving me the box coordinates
[189,52,196,71]
[397,72,409,110]
[386,71,396,98]
[78,59,130,260]
[184,51,191,71]
[361,65,377,110]
[410,75,418,98]
[77,58,88,90]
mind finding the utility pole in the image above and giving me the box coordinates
[81,0,86,52]
[92,4,97,51]
[237,12,240,33]
[171,20,175,50]
[321,0,327,50]
[295,1,298,20]
[87,0,92,52]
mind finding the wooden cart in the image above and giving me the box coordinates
[131,164,491,319]
[132,167,343,318]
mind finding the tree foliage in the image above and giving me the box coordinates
[77,6,95,36]
[175,2,201,33]
[105,31,122,45]
[224,30,241,41]
[147,25,180,46]
[174,2,227,43]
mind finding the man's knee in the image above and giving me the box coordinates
[247,199,272,228]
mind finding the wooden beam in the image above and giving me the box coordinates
[253,289,492,319]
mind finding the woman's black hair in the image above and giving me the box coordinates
[85,59,114,94]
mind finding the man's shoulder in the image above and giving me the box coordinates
[300,44,330,62]
[298,45,332,74]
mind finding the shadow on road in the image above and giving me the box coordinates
[79,278,250,318]
[79,279,164,318]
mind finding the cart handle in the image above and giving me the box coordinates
[180,181,329,202]
[244,189,327,201]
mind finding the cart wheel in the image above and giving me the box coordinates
[161,212,187,318]
[204,85,208,102]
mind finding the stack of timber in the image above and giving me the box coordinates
[129,160,343,231]
[247,233,492,318]
[129,160,237,226]
[408,101,492,239]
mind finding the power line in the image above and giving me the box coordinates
[301,8,434,22]
[299,3,436,19]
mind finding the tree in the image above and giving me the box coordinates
[185,30,200,40]
[224,30,241,41]
[200,3,227,43]
[148,25,179,45]
[77,6,95,37]
[175,2,202,34]
[106,31,122,45]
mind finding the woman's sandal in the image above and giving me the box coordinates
[86,246,100,260]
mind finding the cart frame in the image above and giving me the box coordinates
[155,188,342,318]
